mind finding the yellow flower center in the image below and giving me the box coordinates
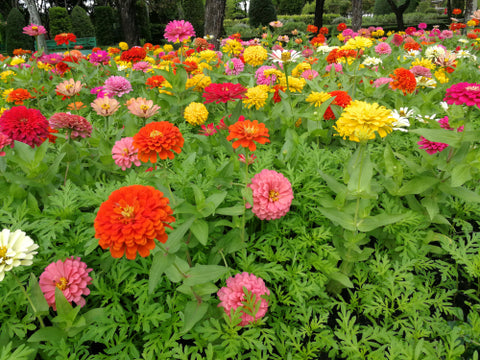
[150,130,163,137]
[243,125,257,136]
[281,52,291,63]
[101,104,110,110]
[55,277,68,290]
[269,190,279,202]
[65,84,73,90]
[32,26,38,30]
[140,104,150,112]
[122,148,129,155]
[121,205,135,219]
[0,246,7,264]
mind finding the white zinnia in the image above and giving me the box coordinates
[0,229,39,281]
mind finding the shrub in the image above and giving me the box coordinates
[48,7,73,37]
[5,7,32,54]
[281,20,307,32]
[249,0,277,28]
[135,0,151,42]
[325,0,350,16]
[301,1,315,15]
[71,6,95,38]
[278,0,305,15]
[225,22,257,38]
[183,0,205,37]
[93,6,115,46]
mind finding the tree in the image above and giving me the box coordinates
[23,0,47,51]
[184,0,205,37]
[135,0,151,42]
[278,0,305,15]
[204,0,226,48]
[249,0,277,28]
[48,7,72,36]
[94,6,115,45]
[71,5,95,37]
[465,0,477,22]
[6,7,33,54]
[386,0,411,31]
[313,0,325,28]
[117,0,138,46]
[351,0,362,31]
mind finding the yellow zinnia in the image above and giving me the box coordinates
[243,46,268,67]
[119,42,129,50]
[343,36,373,50]
[434,69,449,84]
[222,39,243,56]
[185,74,212,92]
[333,100,394,142]
[200,50,218,63]
[291,62,311,78]
[184,102,208,125]
[306,92,332,107]
[411,58,435,70]
[243,85,269,109]
[278,76,306,93]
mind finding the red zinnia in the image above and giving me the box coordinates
[202,82,247,104]
[337,23,347,32]
[120,46,147,63]
[0,106,49,147]
[310,34,326,46]
[319,27,329,35]
[226,119,270,151]
[94,185,175,260]
[389,68,417,95]
[54,33,77,46]
[323,90,352,120]
[307,25,318,33]
[132,121,184,163]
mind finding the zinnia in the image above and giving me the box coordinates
[126,97,160,119]
[56,78,83,99]
[224,58,244,75]
[103,76,133,97]
[111,137,141,170]
[0,132,13,156]
[94,185,175,259]
[226,118,270,151]
[6,89,34,105]
[48,112,92,139]
[23,24,47,37]
[389,68,417,95]
[333,100,394,142]
[443,82,480,107]
[90,97,121,116]
[39,257,92,310]
[418,116,463,154]
[54,33,76,46]
[133,121,184,163]
[217,272,270,326]
[0,106,49,147]
[120,46,147,63]
[243,46,268,67]
[248,169,294,220]
[243,85,269,110]
[202,83,247,104]
[184,102,209,125]
[0,229,39,282]
[164,20,196,43]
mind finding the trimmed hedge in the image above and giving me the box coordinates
[48,7,73,37]
[6,7,32,54]
[71,6,95,38]
[249,0,277,28]
[93,6,115,46]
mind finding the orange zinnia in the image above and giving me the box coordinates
[389,68,417,95]
[226,118,270,151]
[146,75,167,89]
[6,89,34,105]
[132,121,184,163]
[94,185,175,260]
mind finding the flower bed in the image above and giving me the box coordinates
[1,16,480,358]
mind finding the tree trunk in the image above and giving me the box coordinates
[118,0,139,46]
[204,0,226,50]
[386,0,410,32]
[465,0,476,22]
[24,0,48,52]
[313,0,325,29]
[447,0,452,19]
[351,0,362,31]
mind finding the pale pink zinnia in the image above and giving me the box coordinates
[103,76,132,97]
[48,112,92,139]
[126,97,160,118]
[164,20,196,43]
[248,169,294,221]
[301,69,319,81]
[23,24,47,37]
[132,61,153,72]
[373,77,393,87]
[217,272,270,326]
[39,256,92,310]
[91,97,121,116]
[111,137,141,170]
[56,78,83,98]
[410,65,432,78]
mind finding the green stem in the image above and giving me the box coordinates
[241,150,250,243]
[13,274,45,328]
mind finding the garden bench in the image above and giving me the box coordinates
[35,36,97,53]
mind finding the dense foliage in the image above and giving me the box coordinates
[71,6,95,38]
[93,6,115,46]
[249,0,277,27]
[5,8,32,55]
[48,7,73,37]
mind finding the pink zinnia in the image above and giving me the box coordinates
[224,58,244,76]
[301,69,319,81]
[375,42,392,55]
[391,33,404,46]
[0,132,13,156]
[373,77,393,88]
[111,137,141,170]
[444,82,480,107]
[38,53,63,65]
[49,112,92,139]
[418,22,427,30]
[164,20,195,43]
[103,76,133,97]
[132,61,153,72]
[0,106,49,147]
[248,169,294,221]
[89,50,110,66]
[23,24,47,37]
[39,256,92,310]
[255,66,277,86]
[199,123,217,136]
[410,65,432,78]
[217,272,270,326]
[325,63,343,74]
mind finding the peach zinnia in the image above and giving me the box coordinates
[133,121,184,163]
[226,118,270,151]
[94,185,175,260]
[126,97,160,119]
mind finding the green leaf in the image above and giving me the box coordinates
[347,144,373,196]
[410,128,462,147]
[182,301,209,333]
[83,308,108,324]
[28,274,49,315]
[190,219,209,245]
[439,183,480,202]
[318,170,347,195]
[205,192,227,210]
[319,207,356,231]
[149,252,176,294]
[356,213,409,232]
[328,272,354,288]
[396,176,439,196]
[27,327,66,345]
[191,184,205,208]
[55,287,72,316]
[183,265,229,287]
[215,205,245,216]
[308,96,335,121]
[165,217,195,253]
[450,163,472,187]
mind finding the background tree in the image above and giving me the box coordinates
[24,0,47,50]
[385,0,411,30]
[352,0,363,31]
[249,0,277,28]
[149,0,181,44]
[135,0,151,42]
[278,0,305,15]
[183,0,205,37]
[48,6,72,36]
[465,0,477,22]
[313,0,325,28]
[324,0,350,16]
[6,7,33,54]
[93,6,115,45]
[205,0,226,48]
[117,0,138,45]
[71,5,95,37]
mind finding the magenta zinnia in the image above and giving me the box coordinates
[248,169,294,220]
[48,112,92,139]
[217,272,270,326]
[164,20,195,43]
[443,82,480,107]
[202,83,247,104]
[39,256,92,310]
[0,106,49,147]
